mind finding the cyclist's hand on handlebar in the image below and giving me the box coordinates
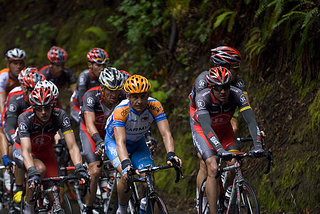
[249,146,265,157]
[75,163,90,183]
[217,148,233,160]
[94,142,105,156]
[166,152,182,167]
[27,166,41,190]
[2,155,16,174]
[146,136,158,153]
[121,159,138,180]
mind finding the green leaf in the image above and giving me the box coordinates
[213,11,234,29]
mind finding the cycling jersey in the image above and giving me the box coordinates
[105,98,166,142]
[1,86,30,145]
[190,86,261,161]
[13,107,73,178]
[0,68,20,94]
[39,65,77,89]
[70,69,100,123]
[104,97,166,168]
[80,86,124,163]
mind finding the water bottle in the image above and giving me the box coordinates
[224,185,232,208]
[4,170,11,191]
[139,197,147,214]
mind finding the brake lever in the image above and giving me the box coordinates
[264,149,274,174]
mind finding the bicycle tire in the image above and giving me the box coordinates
[146,192,169,214]
[237,181,260,214]
[198,178,210,214]
[62,194,73,214]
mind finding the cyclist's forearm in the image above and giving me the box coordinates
[198,113,223,151]
[64,132,82,165]
[0,129,9,156]
[241,109,262,147]
[157,119,174,153]
[21,138,35,170]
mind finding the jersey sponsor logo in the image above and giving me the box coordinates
[210,136,220,147]
[16,95,24,100]
[62,117,71,127]
[198,79,206,88]
[127,125,148,132]
[147,104,161,113]
[107,144,117,156]
[32,134,52,146]
[86,97,95,107]
[211,114,231,125]
[19,122,27,131]
[236,80,244,88]
[240,94,247,104]
[141,116,149,122]
[121,108,129,117]
[79,76,85,84]
[197,100,205,108]
[8,104,17,112]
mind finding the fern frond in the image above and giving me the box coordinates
[84,26,107,41]
[213,11,235,29]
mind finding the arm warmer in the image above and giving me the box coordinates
[197,113,223,151]
[241,109,262,147]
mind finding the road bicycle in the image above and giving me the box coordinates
[0,164,24,214]
[30,174,84,214]
[199,137,274,214]
[62,145,119,213]
[126,162,184,214]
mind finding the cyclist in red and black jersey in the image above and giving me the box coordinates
[70,48,109,124]
[190,67,264,213]
[40,46,77,97]
[12,85,89,213]
[79,67,125,213]
[0,48,26,114]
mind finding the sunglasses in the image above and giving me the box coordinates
[33,105,53,112]
[212,84,230,92]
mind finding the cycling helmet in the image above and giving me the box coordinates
[29,87,55,106]
[35,80,59,99]
[99,67,125,90]
[87,48,109,64]
[206,66,232,85]
[120,70,131,82]
[5,48,26,62]
[124,75,151,94]
[22,69,46,88]
[18,67,35,84]
[210,46,241,66]
[47,46,68,65]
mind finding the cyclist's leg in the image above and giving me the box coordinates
[105,134,129,213]
[192,120,219,214]
[80,123,102,211]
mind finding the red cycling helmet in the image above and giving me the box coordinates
[22,69,46,88]
[210,46,242,66]
[18,67,35,84]
[87,48,109,64]
[206,66,232,85]
[29,87,55,106]
[47,46,68,65]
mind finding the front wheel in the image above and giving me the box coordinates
[198,178,210,214]
[146,192,169,214]
[237,182,260,214]
[62,194,73,214]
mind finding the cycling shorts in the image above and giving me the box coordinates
[12,142,59,178]
[190,117,239,161]
[104,134,154,170]
[80,122,101,164]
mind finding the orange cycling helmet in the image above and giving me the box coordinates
[124,75,151,93]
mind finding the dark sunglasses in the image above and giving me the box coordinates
[212,84,230,92]
[33,105,53,112]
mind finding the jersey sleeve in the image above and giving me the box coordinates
[147,99,167,122]
[113,106,129,127]
[17,113,31,138]
[81,91,96,113]
[195,89,211,115]
[56,109,73,135]
[0,71,9,93]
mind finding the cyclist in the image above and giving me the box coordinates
[40,46,77,104]
[190,66,264,213]
[70,48,109,124]
[0,121,16,173]
[12,86,89,214]
[104,74,182,214]
[0,48,26,114]
[79,67,125,213]
[1,68,45,203]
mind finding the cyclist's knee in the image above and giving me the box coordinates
[205,157,218,177]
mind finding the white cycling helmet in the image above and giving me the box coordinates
[99,67,125,90]
[35,80,59,99]
[5,48,26,62]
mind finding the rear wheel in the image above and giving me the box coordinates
[146,192,168,214]
[237,182,259,214]
[62,194,72,214]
